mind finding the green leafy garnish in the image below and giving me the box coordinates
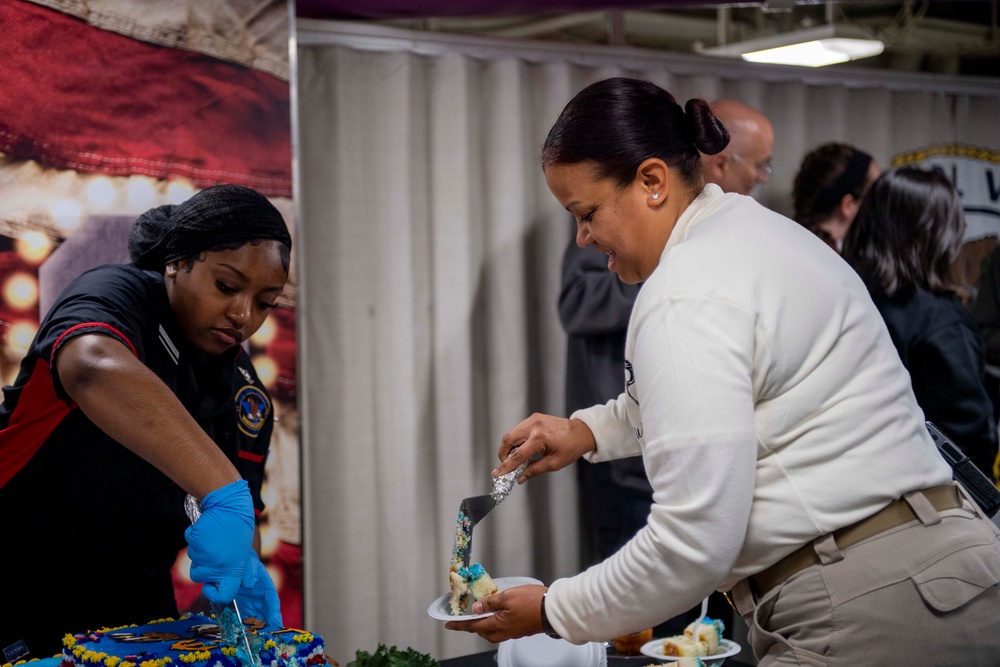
[346,644,439,667]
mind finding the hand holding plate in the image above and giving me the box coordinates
[444,584,548,644]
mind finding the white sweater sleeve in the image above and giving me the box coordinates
[571,393,642,461]
[547,294,760,643]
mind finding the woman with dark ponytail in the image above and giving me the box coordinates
[842,167,997,478]
[448,78,1000,664]
[0,184,290,656]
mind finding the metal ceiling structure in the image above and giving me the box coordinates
[296,1,1000,76]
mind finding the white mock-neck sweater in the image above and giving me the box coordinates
[550,184,952,643]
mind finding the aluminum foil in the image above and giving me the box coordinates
[489,458,530,503]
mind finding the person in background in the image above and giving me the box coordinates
[447,77,1000,665]
[793,142,880,253]
[0,185,287,657]
[700,98,774,196]
[970,242,1000,458]
[842,167,998,479]
[558,232,644,568]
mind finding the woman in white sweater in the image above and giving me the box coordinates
[445,77,1000,665]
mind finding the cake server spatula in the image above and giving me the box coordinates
[184,494,262,667]
[454,455,532,569]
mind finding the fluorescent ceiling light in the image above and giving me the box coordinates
[700,24,884,68]
[743,38,884,67]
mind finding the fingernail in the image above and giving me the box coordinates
[491,468,499,476]
[472,601,482,613]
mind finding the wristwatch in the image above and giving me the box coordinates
[539,590,561,639]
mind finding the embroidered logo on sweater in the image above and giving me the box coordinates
[625,359,642,441]
[625,359,639,406]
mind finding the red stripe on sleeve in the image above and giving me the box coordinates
[238,450,265,463]
[0,359,74,489]
[50,322,139,366]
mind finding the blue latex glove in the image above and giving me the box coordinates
[237,550,284,628]
[185,479,255,604]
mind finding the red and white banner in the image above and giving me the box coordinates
[0,0,292,196]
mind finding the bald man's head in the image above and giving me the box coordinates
[701,99,774,195]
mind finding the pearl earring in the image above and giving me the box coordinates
[651,193,660,200]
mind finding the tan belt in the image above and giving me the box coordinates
[750,484,962,597]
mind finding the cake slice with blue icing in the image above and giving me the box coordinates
[662,617,725,658]
[448,563,498,615]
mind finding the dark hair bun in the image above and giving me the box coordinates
[685,98,729,155]
[128,204,176,270]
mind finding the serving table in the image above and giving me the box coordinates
[439,649,755,666]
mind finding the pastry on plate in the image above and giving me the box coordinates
[613,627,653,655]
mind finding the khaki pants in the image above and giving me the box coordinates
[731,490,1000,666]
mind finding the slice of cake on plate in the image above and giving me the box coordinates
[448,563,498,615]
[684,617,724,653]
[662,616,726,657]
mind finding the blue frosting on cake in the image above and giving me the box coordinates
[59,613,324,667]
[458,563,486,581]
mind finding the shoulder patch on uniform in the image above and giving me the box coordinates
[236,384,270,437]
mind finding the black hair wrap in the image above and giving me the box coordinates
[812,148,874,213]
[128,184,291,271]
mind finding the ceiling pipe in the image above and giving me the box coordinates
[609,9,626,46]
[486,11,606,39]
[992,0,998,42]
[718,6,730,46]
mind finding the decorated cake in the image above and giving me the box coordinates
[57,612,324,667]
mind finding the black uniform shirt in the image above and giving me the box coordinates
[0,263,273,655]
[873,287,998,477]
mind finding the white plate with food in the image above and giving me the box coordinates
[427,576,543,621]
[638,638,741,665]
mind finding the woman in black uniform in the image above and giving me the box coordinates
[842,167,998,478]
[0,184,289,657]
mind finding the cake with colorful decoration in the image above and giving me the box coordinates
[448,506,499,616]
[58,612,324,667]
[448,563,498,616]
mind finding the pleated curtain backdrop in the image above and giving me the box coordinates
[294,19,1000,663]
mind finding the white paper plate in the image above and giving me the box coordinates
[498,634,607,667]
[639,638,741,664]
[427,576,543,621]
